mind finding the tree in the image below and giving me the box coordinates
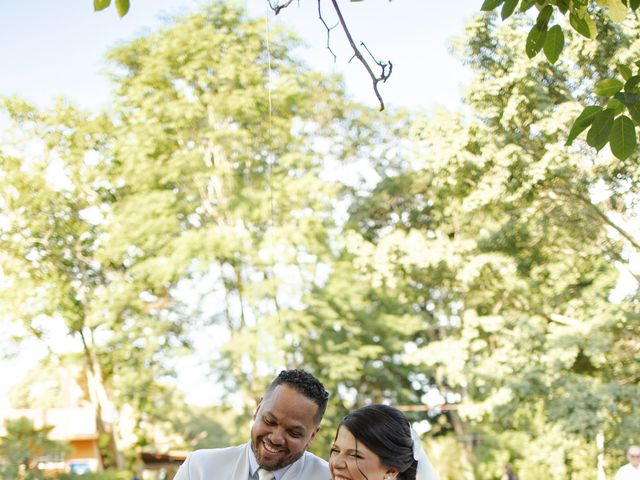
[0,417,69,480]
[479,0,640,160]
[3,0,372,461]
[316,10,640,479]
[0,99,195,467]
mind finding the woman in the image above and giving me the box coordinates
[329,404,440,480]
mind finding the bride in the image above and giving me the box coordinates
[328,404,440,480]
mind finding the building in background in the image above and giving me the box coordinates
[0,407,102,474]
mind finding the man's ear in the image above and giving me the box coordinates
[308,425,320,443]
[253,397,263,421]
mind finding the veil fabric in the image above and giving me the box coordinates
[410,427,440,480]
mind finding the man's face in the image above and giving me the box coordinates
[250,384,320,471]
[628,447,640,468]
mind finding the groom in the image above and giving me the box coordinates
[173,369,330,479]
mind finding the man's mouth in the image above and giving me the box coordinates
[262,440,285,455]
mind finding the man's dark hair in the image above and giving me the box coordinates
[266,369,329,424]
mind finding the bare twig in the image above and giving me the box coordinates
[268,0,296,15]
[267,0,392,111]
[329,0,391,110]
[317,0,338,63]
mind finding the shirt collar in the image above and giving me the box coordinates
[248,443,295,480]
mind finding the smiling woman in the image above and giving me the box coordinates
[329,404,439,480]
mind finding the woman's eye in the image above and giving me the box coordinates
[329,448,339,455]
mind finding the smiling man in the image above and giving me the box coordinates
[173,370,330,480]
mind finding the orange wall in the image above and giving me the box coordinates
[70,439,100,460]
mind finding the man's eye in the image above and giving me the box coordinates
[289,431,303,438]
[264,418,276,425]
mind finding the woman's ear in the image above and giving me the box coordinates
[383,467,399,480]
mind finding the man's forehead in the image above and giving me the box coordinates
[260,385,318,424]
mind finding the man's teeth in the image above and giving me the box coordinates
[263,441,280,453]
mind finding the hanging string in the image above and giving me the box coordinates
[263,3,283,327]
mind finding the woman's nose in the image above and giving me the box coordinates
[331,454,347,469]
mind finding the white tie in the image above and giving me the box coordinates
[258,469,275,480]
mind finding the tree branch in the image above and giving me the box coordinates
[268,0,296,15]
[574,191,640,253]
[317,0,338,63]
[268,0,392,111]
[329,0,391,111]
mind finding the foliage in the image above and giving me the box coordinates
[93,0,129,17]
[325,10,640,479]
[5,0,640,477]
[56,470,132,480]
[2,0,358,461]
[0,417,69,480]
[480,0,640,159]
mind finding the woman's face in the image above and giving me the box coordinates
[329,426,397,480]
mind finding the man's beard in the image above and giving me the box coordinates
[251,437,305,471]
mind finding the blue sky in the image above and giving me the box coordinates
[0,0,479,111]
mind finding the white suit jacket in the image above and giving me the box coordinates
[173,442,329,480]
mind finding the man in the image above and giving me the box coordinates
[173,370,329,480]
[615,446,640,480]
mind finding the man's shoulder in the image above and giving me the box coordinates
[615,463,640,480]
[302,450,329,470]
[187,444,246,463]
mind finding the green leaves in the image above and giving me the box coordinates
[501,0,520,19]
[526,24,547,58]
[610,115,637,159]
[586,109,615,151]
[481,0,506,11]
[569,11,596,39]
[618,64,633,81]
[116,0,130,17]
[94,0,129,17]
[597,0,628,21]
[536,5,554,27]
[94,0,110,11]
[566,106,602,146]
[568,103,639,158]
[566,65,640,158]
[543,25,564,63]
[594,78,624,96]
[568,97,639,157]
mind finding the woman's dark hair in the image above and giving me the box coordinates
[338,404,417,480]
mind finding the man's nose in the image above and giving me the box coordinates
[269,427,285,445]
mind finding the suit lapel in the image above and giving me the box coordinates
[281,453,306,480]
[231,443,252,480]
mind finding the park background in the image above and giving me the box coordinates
[0,0,639,479]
